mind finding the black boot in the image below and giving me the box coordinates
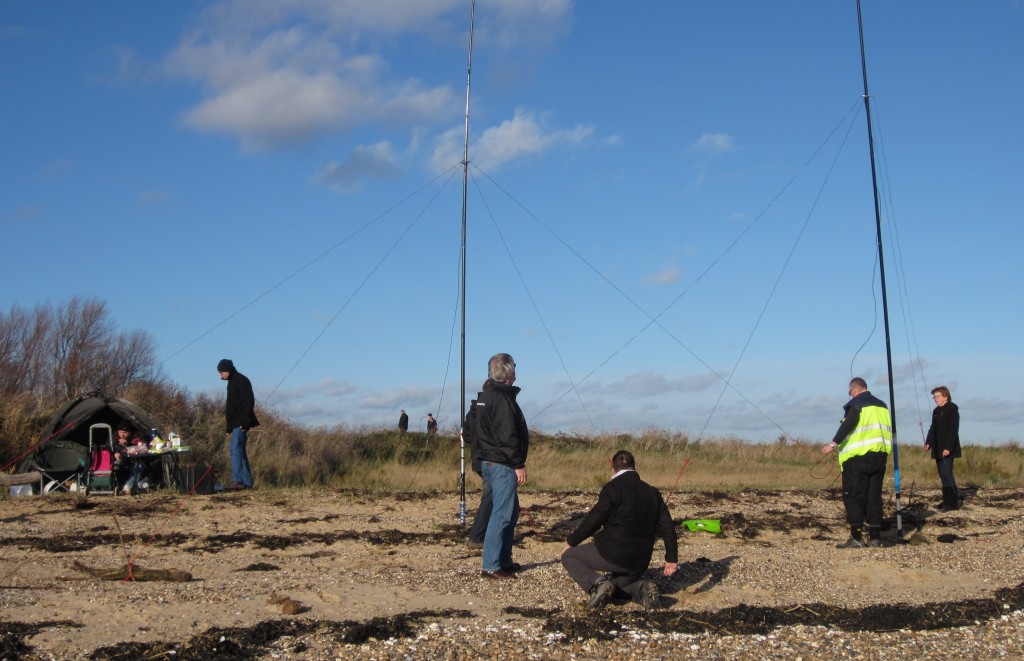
[836,525,866,548]
[942,487,960,511]
[586,579,615,610]
[866,525,882,547]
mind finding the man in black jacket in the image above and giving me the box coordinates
[475,353,529,580]
[562,450,678,610]
[217,358,259,490]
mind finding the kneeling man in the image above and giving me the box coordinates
[561,450,678,610]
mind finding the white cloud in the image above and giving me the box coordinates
[645,266,679,286]
[316,141,400,193]
[689,132,736,156]
[580,370,722,399]
[430,108,599,174]
[357,386,440,413]
[164,0,573,151]
[264,377,357,405]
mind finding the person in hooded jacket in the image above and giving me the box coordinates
[822,377,892,548]
[924,385,962,510]
[217,358,259,490]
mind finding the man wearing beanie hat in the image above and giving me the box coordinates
[217,359,259,490]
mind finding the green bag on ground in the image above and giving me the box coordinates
[681,519,721,534]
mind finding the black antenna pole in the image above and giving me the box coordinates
[458,0,476,525]
[856,0,902,537]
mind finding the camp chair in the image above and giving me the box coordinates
[85,423,116,495]
[29,440,87,494]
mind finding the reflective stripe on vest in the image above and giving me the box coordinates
[837,404,893,469]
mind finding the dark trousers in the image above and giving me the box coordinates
[467,476,492,543]
[841,451,888,530]
[936,456,958,491]
[561,542,648,603]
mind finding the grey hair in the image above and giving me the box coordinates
[488,353,516,383]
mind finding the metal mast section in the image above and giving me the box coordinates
[855,0,903,537]
[458,0,476,525]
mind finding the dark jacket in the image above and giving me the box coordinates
[225,369,260,433]
[473,381,528,469]
[926,402,962,460]
[567,470,678,574]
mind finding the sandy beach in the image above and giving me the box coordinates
[2,485,1023,659]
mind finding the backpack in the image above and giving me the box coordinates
[463,399,482,474]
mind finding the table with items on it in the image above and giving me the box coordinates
[147,434,191,491]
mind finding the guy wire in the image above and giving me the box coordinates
[264,170,460,405]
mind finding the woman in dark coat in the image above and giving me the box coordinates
[923,385,962,510]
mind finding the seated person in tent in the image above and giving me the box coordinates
[112,422,152,493]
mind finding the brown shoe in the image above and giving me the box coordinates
[481,569,517,580]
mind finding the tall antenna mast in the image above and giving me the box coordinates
[458,0,476,525]
[856,0,902,537]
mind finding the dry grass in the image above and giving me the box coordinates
[233,426,1024,492]
[6,388,1021,493]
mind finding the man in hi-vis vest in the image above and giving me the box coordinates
[822,377,893,548]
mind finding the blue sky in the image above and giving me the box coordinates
[3,1,1022,444]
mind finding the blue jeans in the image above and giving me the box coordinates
[936,456,958,491]
[230,427,253,488]
[122,456,150,491]
[481,461,519,572]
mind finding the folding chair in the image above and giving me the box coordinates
[28,440,87,494]
[85,423,116,495]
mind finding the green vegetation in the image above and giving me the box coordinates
[3,298,1023,492]
[13,396,1024,491]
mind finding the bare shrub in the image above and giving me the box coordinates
[0,297,162,463]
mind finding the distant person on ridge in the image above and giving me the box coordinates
[217,358,259,491]
[923,385,962,510]
[561,450,678,610]
[822,377,892,548]
[398,409,409,433]
[426,413,438,436]
[475,353,529,579]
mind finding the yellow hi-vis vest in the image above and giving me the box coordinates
[837,404,893,470]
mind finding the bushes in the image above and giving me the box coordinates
[4,377,1024,491]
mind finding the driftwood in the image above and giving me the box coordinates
[71,560,192,582]
[0,472,40,487]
